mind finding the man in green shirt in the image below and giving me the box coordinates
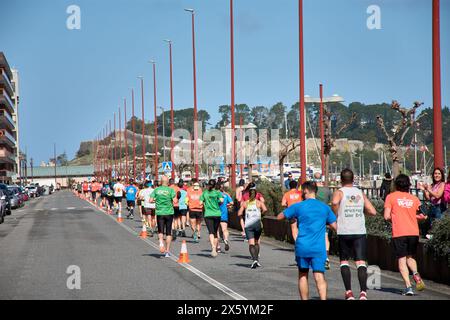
[150,176,176,257]
[200,180,224,257]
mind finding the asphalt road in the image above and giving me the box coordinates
[1,190,449,300]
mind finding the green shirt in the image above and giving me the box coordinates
[200,190,223,217]
[150,186,176,216]
[316,186,332,205]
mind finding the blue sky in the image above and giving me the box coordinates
[1,0,449,163]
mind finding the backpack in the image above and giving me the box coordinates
[443,183,450,204]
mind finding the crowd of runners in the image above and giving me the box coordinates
[72,167,440,300]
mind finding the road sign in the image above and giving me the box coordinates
[162,161,172,173]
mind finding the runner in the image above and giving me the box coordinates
[106,181,114,214]
[178,180,188,237]
[77,182,82,197]
[150,176,176,257]
[100,180,108,209]
[139,181,156,236]
[169,178,181,239]
[281,180,303,242]
[240,182,265,242]
[186,179,203,242]
[384,174,427,296]
[113,177,125,215]
[90,178,101,204]
[313,172,333,270]
[125,179,138,219]
[217,183,233,252]
[82,181,89,199]
[235,179,246,238]
[277,181,337,300]
[238,188,267,268]
[200,179,224,257]
[331,169,377,300]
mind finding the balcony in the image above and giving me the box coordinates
[0,129,16,147]
[0,88,14,115]
[0,109,15,131]
[0,169,15,179]
[0,69,14,98]
[0,148,16,164]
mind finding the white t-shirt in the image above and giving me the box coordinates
[244,200,261,228]
[113,183,125,198]
[337,187,366,235]
[140,188,155,209]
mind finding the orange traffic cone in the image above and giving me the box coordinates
[139,223,148,239]
[177,240,191,263]
[117,210,123,223]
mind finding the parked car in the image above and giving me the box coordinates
[0,183,12,215]
[0,189,7,224]
[8,186,24,208]
[26,185,39,198]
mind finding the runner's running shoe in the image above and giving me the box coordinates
[345,291,355,300]
[211,247,218,257]
[256,261,262,268]
[413,273,425,291]
[251,261,258,269]
[193,231,198,243]
[359,291,368,300]
[325,258,330,270]
[402,287,414,296]
[159,242,165,254]
[164,252,170,258]
[224,240,230,251]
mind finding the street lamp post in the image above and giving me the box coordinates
[185,8,199,180]
[432,0,444,169]
[124,98,129,183]
[159,106,166,163]
[131,88,136,181]
[138,76,146,181]
[298,0,306,183]
[150,61,159,182]
[164,39,176,180]
[230,0,236,189]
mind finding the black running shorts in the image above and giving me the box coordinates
[157,215,174,236]
[205,216,221,238]
[338,235,367,261]
[392,236,419,258]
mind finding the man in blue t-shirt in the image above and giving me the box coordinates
[277,181,337,300]
[125,181,138,219]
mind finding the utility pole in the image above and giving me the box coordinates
[54,143,57,188]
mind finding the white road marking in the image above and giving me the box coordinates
[66,207,76,210]
[84,199,247,300]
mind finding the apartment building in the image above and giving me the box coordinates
[0,52,19,184]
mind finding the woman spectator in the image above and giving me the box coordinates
[420,167,446,239]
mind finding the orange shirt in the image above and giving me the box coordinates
[82,183,89,191]
[170,185,180,207]
[186,188,203,212]
[91,182,101,192]
[282,189,303,207]
[385,191,421,238]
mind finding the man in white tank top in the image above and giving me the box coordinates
[331,169,376,300]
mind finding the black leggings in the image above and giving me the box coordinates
[157,215,174,236]
[205,216,221,238]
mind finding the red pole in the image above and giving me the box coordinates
[188,10,199,180]
[230,0,236,189]
[298,0,307,183]
[119,106,122,179]
[432,0,444,169]
[114,112,117,177]
[109,120,112,180]
[240,115,243,179]
[131,88,136,181]
[319,84,325,176]
[140,77,146,181]
[152,62,159,182]
[124,98,129,183]
[168,41,175,180]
